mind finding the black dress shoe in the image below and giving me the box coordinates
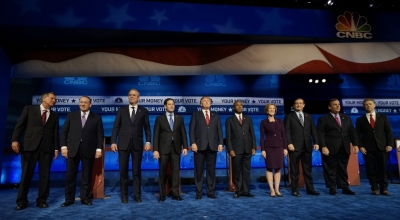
[233,193,240,198]
[121,198,128,203]
[172,196,183,201]
[15,204,27,210]
[242,193,254,198]
[381,190,390,196]
[292,192,301,197]
[36,203,49,208]
[307,191,320,196]
[207,195,217,199]
[81,200,92,205]
[329,189,338,196]
[342,189,356,195]
[134,197,142,203]
[158,196,166,202]
[61,201,74,207]
[195,195,202,200]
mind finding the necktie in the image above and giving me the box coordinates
[82,112,86,127]
[205,110,210,126]
[169,114,174,130]
[131,107,135,123]
[239,115,242,125]
[41,110,47,125]
[335,114,341,127]
[370,114,375,129]
[299,113,304,127]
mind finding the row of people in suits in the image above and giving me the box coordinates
[10,91,395,210]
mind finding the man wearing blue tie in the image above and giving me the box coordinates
[153,98,188,202]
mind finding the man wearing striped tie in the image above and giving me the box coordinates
[356,98,393,196]
[153,98,188,202]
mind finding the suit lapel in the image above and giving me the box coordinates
[83,111,94,129]
[293,112,302,126]
[163,113,173,131]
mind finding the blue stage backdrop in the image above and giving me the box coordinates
[3,74,400,184]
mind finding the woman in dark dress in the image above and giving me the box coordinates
[260,103,288,197]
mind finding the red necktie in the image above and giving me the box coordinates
[239,115,242,125]
[334,114,341,127]
[370,114,375,129]
[205,110,210,126]
[42,110,47,125]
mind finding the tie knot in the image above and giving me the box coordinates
[132,107,135,110]
[169,114,173,118]
[43,110,47,113]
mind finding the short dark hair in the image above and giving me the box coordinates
[362,98,375,105]
[164,98,174,105]
[128,88,140,96]
[233,100,242,107]
[328,98,339,106]
[293,98,305,104]
[41,92,55,102]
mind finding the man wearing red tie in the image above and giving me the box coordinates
[11,92,59,210]
[356,98,393,196]
[190,96,223,199]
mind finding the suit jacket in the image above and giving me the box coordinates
[356,113,393,151]
[60,110,104,158]
[317,113,358,155]
[11,105,59,154]
[225,114,256,154]
[189,111,223,151]
[260,118,287,151]
[284,111,319,152]
[111,105,151,151]
[153,113,188,154]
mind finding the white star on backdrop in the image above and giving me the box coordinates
[212,17,244,34]
[256,8,293,34]
[52,8,86,27]
[103,3,136,29]
[228,108,233,112]
[14,0,41,14]
[150,9,169,26]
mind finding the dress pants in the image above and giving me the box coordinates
[158,141,180,197]
[118,139,143,200]
[232,152,251,195]
[322,143,350,190]
[194,146,217,196]
[289,141,315,192]
[64,145,95,202]
[17,143,53,205]
[363,146,388,191]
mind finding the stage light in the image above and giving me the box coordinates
[322,78,326,83]
[309,79,313,83]
[315,79,319,83]
[327,0,334,6]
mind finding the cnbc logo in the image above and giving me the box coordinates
[63,77,88,85]
[336,11,372,39]
[138,76,161,86]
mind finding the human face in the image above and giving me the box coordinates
[164,100,175,113]
[79,97,92,112]
[128,90,139,105]
[328,100,341,114]
[267,105,276,116]
[363,100,376,113]
[233,101,243,114]
[200,97,211,110]
[293,99,305,112]
[42,93,56,109]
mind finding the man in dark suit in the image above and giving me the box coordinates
[284,98,320,196]
[60,96,104,207]
[356,98,393,196]
[11,92,59,210]
[111,88,151,203]
[225,100,256,198]
[153,98,188,202]
[317,98,359,196]
[190,96,223,199]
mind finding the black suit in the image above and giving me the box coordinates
[11,105,59,205]
[317,113,358,190]
[284,111,319,193]
[153,113,188,197]
[189,110,223,196]
[111,105,151,200]
[356,113,393,192]
[60,110,104,202]
[225,114,256,195]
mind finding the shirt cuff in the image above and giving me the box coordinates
[61,146,67,149]
[96,149,102,152]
